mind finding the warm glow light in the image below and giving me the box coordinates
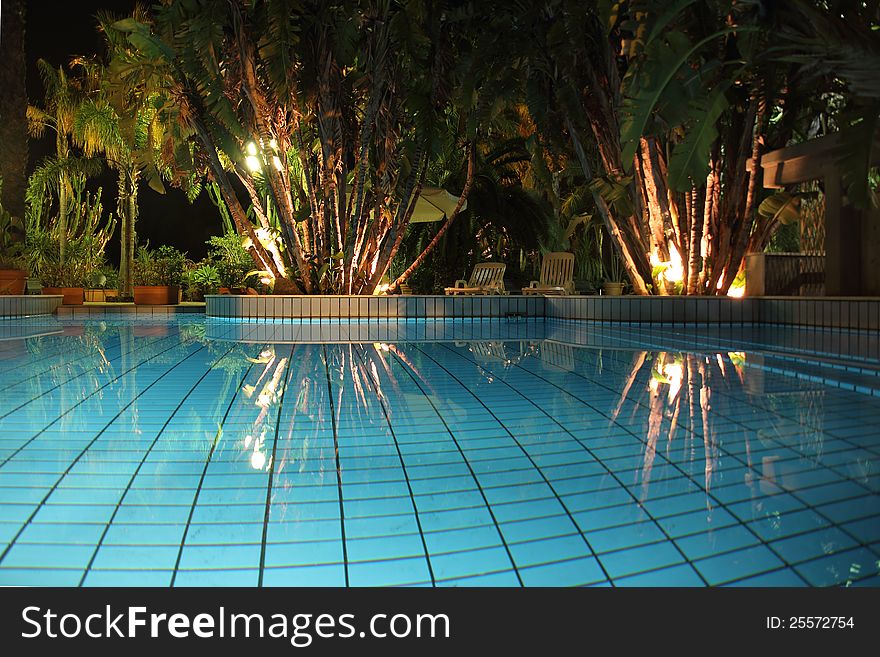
[250,450,266,470]
[650,242,684,285]
[374,283,391,295]
[663,361,683,402]
[246,142,258,156]
[727,285,745,298]
[252,228,287,278]
[272,156,283,171]
[665,243,684,283]
[269,139,278,150]
[245,155,261,172]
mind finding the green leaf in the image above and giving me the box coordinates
[127,32,174,62]
[645,0,705,48]
[758,192,800,225]
[651,369,670,384]
[146,166,167,195]
[111,18,149,34]
[589,176,634,218]
[620,28,753,170]
[564,214,591,240]
[667,84,729,191]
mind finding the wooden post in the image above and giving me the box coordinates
[823,175,861,296]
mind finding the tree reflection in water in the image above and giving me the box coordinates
[610,350,752,508]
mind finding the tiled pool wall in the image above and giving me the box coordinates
[756,297,880,331]
[205,294,546,320]
[547,297,880,330]
[0,296,62,318]
[546,297,759,324]
[2,294,878,331]
[205,295,880,331]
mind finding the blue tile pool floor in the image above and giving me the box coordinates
[0,316,877,587]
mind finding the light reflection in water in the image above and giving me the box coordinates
[611,350,751,509]
[5,318,875,586]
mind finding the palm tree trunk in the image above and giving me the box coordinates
[117,171,130,297]
[565,115,651,294]
[58,175,70,264]
[388,144,476,293]
[0,0,28,224]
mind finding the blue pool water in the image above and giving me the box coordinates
[0,315,878,587]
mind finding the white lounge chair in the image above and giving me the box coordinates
[445,262,507,295]
[522,252,575,295]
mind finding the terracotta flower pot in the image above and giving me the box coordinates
[0,269,27,295]
[602,282,625,296]
[42,286,84,305]
[134,285,180,305]
[85,289,119,302]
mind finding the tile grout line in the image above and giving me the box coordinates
[321,344,350,587]
[0,341,211,570]
[352,343,437,586]
[386,347,526,587]
[77,341,240,586]
[168,347,266,587]
[257,344,298,586]
[418,342,615,586]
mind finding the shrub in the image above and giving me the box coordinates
[206,232,255,288]
[186,262,221,299]
[133,245,187,286]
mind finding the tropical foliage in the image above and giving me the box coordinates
[0,180,27,270]
[24,185,115,288]
[498,0,879,295]
[16,0,880,296]
[0,0,28,225]
[132,244,187,286]
[104,0,505,294]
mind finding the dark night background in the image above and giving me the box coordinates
[25,0,220,262]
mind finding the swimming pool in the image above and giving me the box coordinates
[0,316,877,586]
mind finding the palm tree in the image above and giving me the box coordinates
[71,69,166,297]
[65,7,176,298]
[111,0,498,295]
[26,60,101,262]
[502,0,868,295]
[0,0,28,225]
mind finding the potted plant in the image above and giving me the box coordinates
[602,252,626,296]
[29,237,95,305]
[186,262,221,302]
[0,199,27,295]
[39,263,87,305]
[133,245,186,305]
